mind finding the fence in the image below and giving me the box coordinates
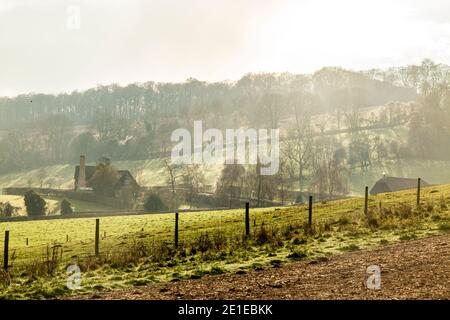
[0,178,427,271]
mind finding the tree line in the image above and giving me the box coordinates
[0,67,416,175]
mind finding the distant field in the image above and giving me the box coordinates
[0,195,116,215]
[2,125,450,196]
[0,195,59,215]
[2,155,450,198]
[0,183,449,299]
[0,159,223,190]
[3,183,449,265]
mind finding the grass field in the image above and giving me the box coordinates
[0,159,224,190]
[0,184,449,299]
[0,195,116,215]
[0,195,60,216]
[3,155,450,198]
[1,121,450,197]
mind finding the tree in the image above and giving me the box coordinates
[1,202,16,217]
[163,159,182,209]
[40,114,73,163]
[24,190,47,216]
[182,164,205,202]
[311,137,349,201]
[70,132,99,160]
[144,193,167,212]
[37,167,47,188]
[215,164,246,208]
[117,185,135,209]
[60,199,73,215]
[90,160,119,196]
[284,94,314,193]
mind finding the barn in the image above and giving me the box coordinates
[369,176,429,195]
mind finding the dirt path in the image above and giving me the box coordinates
[71,234,450,300]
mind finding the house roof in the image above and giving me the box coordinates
[74,165,96,180]
[74,166,140,189]
[370,176,429,195]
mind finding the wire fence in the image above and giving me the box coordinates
[0,178,430,272]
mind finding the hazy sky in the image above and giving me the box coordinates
[1,0,450,96]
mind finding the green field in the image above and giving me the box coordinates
[2,122,450,198]
[0,184,449,299]
[0,195,116,215]
[0,159,223,191]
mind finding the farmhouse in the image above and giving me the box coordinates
[74,155,140,195]
[370,176,429,195]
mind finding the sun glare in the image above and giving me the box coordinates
[251,0,424,72]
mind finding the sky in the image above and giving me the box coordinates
[1,0,450,96]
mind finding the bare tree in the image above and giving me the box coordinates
[284,92,314,193]
[215,164,246,208]
[182,164,205,202]
[37,167,47,188]
[311,137,349,201]
[164,159,182,209]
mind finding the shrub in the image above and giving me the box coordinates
[365,209,380,228]
[256,224,269,244]
[287,248,309,260]
[438,222,450,231]
[212,231,227,250]
[194,233,213,253]
[339,244,360,251]
[210,266,225,275]
[24,190,46,216]
[439,196,448,211]
[60,199,73,215]
[144,193,167,212]
[396,203,413,218]
[2,202,15,217]
[425,200,434,213]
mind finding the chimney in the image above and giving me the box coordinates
[78,155,86,189]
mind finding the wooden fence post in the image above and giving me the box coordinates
[417,178,421,207]
[245,202,250,238]
[308,196,313,230]
[3,231,9,271]
[364,186,369,216]
[95,219,100,256]
[26,238,29,246]
[175,210,179,248]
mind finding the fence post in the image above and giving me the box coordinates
[417,178,421,207]
[245,202,250,238]
[308,196,313,230]
[175,210,179,248]
[3,231,9,271]
[364,186,369,216]
[26,238,29,246]
[95,219,100,256]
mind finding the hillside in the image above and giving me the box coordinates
[0,182,449,298]
[0,159,223,190]
[71,234,450,300]
[2,123,450,197]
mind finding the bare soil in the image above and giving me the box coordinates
[70,234,450,300]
